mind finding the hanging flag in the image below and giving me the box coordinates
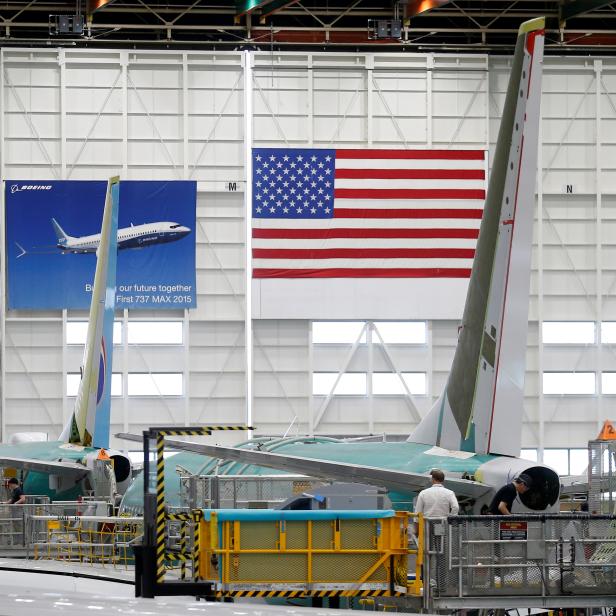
[252,148,486,279]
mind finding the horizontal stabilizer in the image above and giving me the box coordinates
[0,456,90,478]
[116,432,491,498]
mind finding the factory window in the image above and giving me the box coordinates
[312,322,366,344]
[128,321,183,344]
[373,322,426,344]
[602,322,616,343]
[520,448,587,475]
[543,449,569,476]
[601,372,616,394]
[372,373,427,395]
[67,373,122,397]
[542,372,595,395]
[569,449,588,475]
[312,321,426,345]
[128,373,183,396]
[542,321,595,344]
[313,373,367,396]
[66,321,122,345]
[543,448,588,476]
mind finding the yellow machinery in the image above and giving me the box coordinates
[197,509,423,599]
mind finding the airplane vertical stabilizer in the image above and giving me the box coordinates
[409,18,544,457]
[51,218,71,244]
[59,177,120,449]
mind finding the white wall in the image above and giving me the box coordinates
[0,48,612,456]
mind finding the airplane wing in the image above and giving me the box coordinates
[116,433,491,499]
[0,457,90,478]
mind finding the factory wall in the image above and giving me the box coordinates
[0,48,611,465]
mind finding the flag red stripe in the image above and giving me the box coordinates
[334,168,485,180]
[335,188,486,200]
[335,149,485,160]
[334,208,483,219]
[252,228,480,239]
[253,268,472,278]
[253,248,475,259]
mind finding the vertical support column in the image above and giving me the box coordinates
[122,309,128,438]
[367,322,374,434]
[243,50,254,433]
[184,310,190,426]
[182,55,191,429]
[182,52,189,180]
[366,55,373,147]
[595,59,603,430]
[484,56,490,153]
[1,49,6,441]
[192,509,202,581]
[307,54,314,146]
[537,80,545,463]
[427,320,434,411]
[59,49,67,434]
[155,433,166,583]
[308,321,314,435]
[61,309,68,427]
[59,49,66,179]
[426,55,433,147]
[121,51,128,176]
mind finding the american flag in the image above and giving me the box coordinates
[252,148,486,279]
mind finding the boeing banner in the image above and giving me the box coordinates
[6,180,197,310]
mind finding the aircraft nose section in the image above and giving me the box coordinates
[180,226,191,235]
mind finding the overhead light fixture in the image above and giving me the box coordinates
[368,19,403,40]
[49,14,85,36]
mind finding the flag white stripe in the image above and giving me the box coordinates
[334,178,485,190]
[260,200,484,211]
[253,218,482,230]
[253,238,478,249]
[253,258,474,269]
[335,159,485,170]
[334,199,484,210]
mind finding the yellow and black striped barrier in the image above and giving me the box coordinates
[192,508,202,581]
[196,510,413,601]
[215,589,405,599]
[148,425,253,585]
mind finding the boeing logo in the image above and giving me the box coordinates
[10,184,52,194]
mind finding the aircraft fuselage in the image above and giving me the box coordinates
[57,222,190,254]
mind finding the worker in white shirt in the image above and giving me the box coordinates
[414,468,459,518]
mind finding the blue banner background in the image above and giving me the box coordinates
[6,180,196,309]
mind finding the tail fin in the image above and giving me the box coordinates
[59,177,120,449]
[409,18,545,457]
[51,218,71,245]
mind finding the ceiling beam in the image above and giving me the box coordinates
[260,0,300,24]
[560,0,616,22]
[236,0,270,19]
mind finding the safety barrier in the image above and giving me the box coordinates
[196,509,415,598]
[30,514,142,567]
[179,474,326,510]
[0,499,108,550]
[424,514,616,609]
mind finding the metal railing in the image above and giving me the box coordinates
[30,514,142,567]
[424,514,616,609]
[179,474,326,510]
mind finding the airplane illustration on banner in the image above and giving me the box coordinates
[15,218,191,258]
